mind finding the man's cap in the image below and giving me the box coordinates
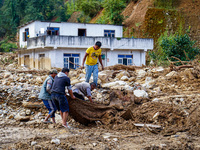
[50,69,58,74]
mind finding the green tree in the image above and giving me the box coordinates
[102,0,126,25]
[79,0,101,18]
[1,0,20,38]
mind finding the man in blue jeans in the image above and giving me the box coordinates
[51,67,76,128]
[80,41,104,86]
[39,69,57,124]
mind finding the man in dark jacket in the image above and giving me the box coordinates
[51,67,75,128]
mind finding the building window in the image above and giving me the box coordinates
[39,54,45,58]
[104,30,115,37]
[47,27,59,35]
[118,55,133,65]
[64,54,80,69]
[23,28,29,41]
[78,29,86,36]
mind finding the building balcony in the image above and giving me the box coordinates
[27,35,153,51]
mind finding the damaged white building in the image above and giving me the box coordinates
[18,20,153,70]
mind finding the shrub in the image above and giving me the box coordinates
[149,32,200,65]
[0,42,18,52]
[161,33,200,61]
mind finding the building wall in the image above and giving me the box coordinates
[106,50,145,66]
[34,21,123,37]
[19,49,51,70]
[19,21,123,48]
[49,48,145,68]
[19,22,36,48]
[50,48,86,68]
[19,48,145,69]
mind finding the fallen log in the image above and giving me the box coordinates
[170,64,193,71]
[67,95,117,125]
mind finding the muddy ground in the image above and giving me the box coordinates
[0,53,200,149]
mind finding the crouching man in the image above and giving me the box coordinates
[51,67,76,128]
[72,82,96,103]
[39,69,58,124]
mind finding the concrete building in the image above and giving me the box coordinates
[18,20,153,70]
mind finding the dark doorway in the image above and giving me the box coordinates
[123,58,127,65]
[69,57,74,69]
[78,29,86,36]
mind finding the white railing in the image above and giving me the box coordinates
[27,35,153,50]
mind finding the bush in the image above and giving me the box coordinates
[161,33,200,61]
[149,32,200,65]
[0,41,18,52]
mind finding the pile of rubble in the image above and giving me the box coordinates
[0,52,200,138]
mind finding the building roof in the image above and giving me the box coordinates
[18,20,123,28]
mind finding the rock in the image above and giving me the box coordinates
[4,72,12,78]
[142,77,155,89]
[159,144,167,148]
[26,109,31,115]
[36,77,43,84]
[34,112,42,119]
[31,141,37,146]
[151,67,164,73]
[15,113,30,121]
[102,81,127,88]
[152,98,160,102]
[19,111,26,116]
[71,79,81,85]
[48,124,54,129]
[181,68,195,80]
[8,114,14,119]
[136,70,146,79]
[98,72,108,83]
[6,64,15,70]
[121,76,129,81]
[51,138,60,145]
[166,71,178,78]
[116,71,130,79]
[26,74,33,78]
[97,93,103,99]
[0,110,3,115]
[93,143,97,147]
[128,77,135,82]
[134,90,148,98]
[113,138,118,142]
[77,73,85,79]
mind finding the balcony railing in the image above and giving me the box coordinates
[27,35,153,50]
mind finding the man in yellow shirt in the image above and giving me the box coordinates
[81,41,104,86]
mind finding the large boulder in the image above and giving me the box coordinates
[134,90,148,98]
[116,71,130,79]
[102,81,127,88]
[136,70,146,79]
[98,72,108,83]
